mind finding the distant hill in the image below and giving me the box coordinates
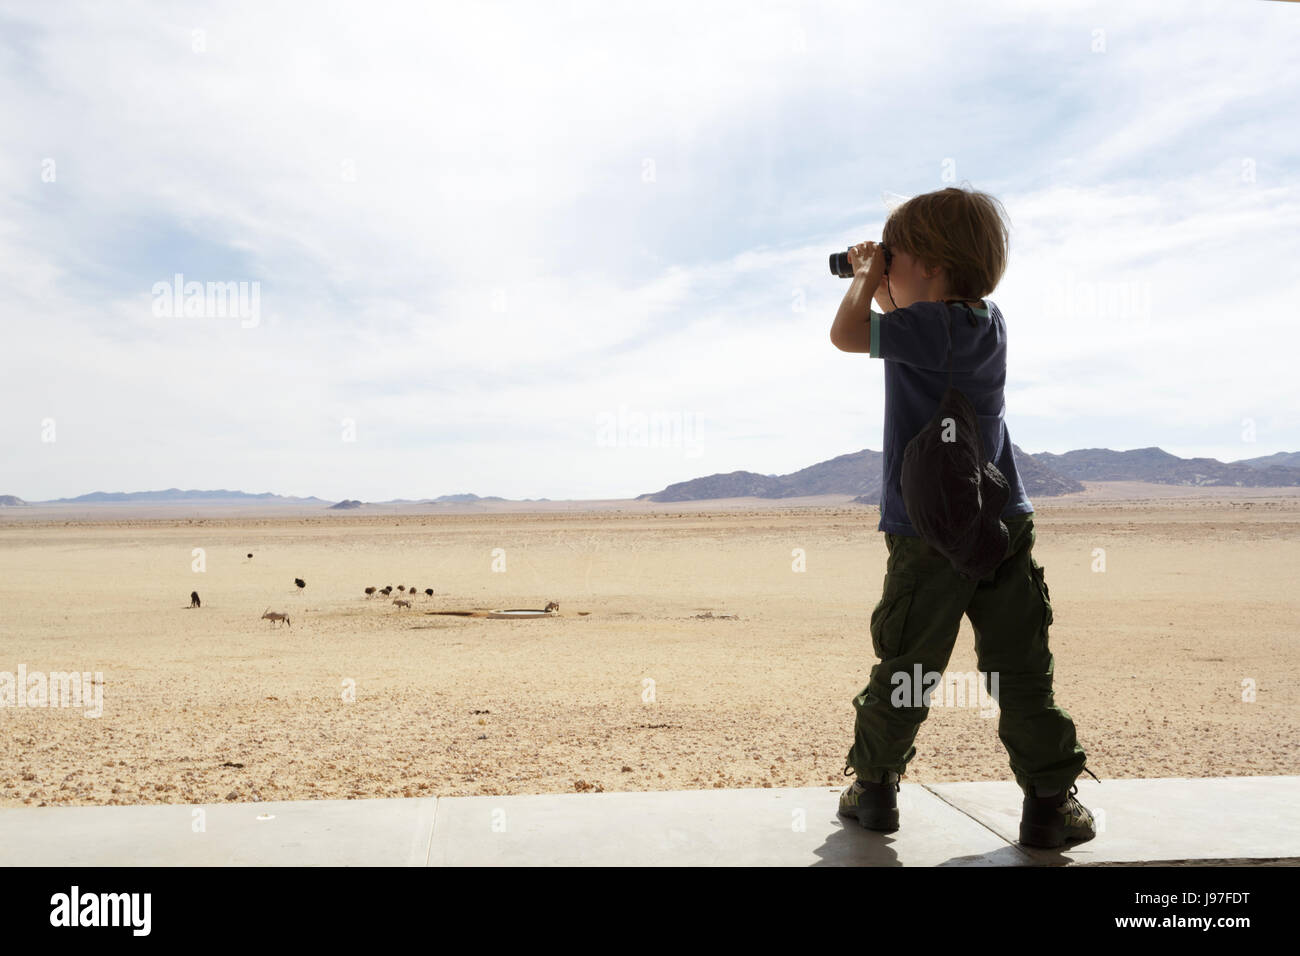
[635,446,1091,504]
[638,444,1300,503]
[1009,445,1087,497]
[18,489,551,508]
[636,469,789,502]
[0,495,27,507]
[636,449,884,502]
[1232,451,1300,470]
[1032,447,1300,487]
[768,449,885,497]
[41,488,328,504]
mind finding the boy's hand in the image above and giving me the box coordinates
[831,241,886,352]
[847,241,886,282]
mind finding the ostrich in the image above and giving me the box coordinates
[545,601,559,613]
[424,588,434,597]
[294,578,306,591]
[246,553,253,559]
[190,591,201,608]
[364,587,377,598]
[381,586,393,596]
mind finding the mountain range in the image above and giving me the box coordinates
[2,447,1297,508]
[0,490,537,508]
[633,446,1300,503]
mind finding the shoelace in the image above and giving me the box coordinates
[1060,767,1101,818]
[844,764,902,792]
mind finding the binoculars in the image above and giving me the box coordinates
[829,242,891,279]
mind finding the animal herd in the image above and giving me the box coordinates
[362,584,436,608]
[187,561,558,627]
[186,568,450,627]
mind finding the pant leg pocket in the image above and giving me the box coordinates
[870,571,916,660]
[1030,560,1053,633]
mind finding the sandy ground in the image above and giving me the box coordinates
[1,483,1297,808]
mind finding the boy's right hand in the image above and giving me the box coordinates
[848,241,886,281]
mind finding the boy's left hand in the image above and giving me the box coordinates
[847,241,886,281]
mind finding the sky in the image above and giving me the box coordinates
[1,0,1298,502]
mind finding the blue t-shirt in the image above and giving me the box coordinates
[869,298,1033,536]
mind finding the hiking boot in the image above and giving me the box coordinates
[1019,782,1096,848]
[838,771,901,832]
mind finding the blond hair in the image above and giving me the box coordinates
[882,185,1010,299]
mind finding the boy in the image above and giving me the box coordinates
[828,186,1097,849]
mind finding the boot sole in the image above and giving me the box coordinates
[1018,821,1096,848]
[839,805,899,833]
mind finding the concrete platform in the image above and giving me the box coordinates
[0,797,437,867]
[428,785,1030,867]
[928,775,1300,866]
[1,776,1296,866]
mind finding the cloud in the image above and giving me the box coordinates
[0,0,1296,499]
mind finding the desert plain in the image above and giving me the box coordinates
[1,482,1297,808]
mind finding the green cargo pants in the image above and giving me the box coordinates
[843,512,1087,796]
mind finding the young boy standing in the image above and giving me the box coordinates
[829,186,1097,849]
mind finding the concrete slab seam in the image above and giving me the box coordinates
[920,783,1040,866]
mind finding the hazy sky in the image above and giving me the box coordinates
[2,0,1297,501]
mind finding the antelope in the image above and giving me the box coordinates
[545,601,559,613]
[262,609,291,627]
[393,598,411,609]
